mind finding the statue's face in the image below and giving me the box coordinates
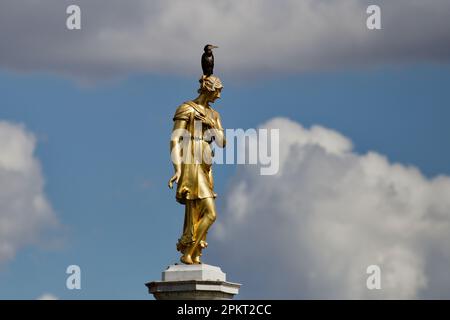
[208,88,222,104]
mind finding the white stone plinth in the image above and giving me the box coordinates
[146,264,241,300]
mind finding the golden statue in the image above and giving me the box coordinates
[168,74,226,265]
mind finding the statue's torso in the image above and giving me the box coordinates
[173,101,220,203]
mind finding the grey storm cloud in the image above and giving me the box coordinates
[0,0,449,81]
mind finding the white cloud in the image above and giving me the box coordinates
[0,121,58,263]
[37,293,58,300]
[212,117,450,299]
[0,0,449,81]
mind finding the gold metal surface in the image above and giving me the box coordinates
[168,75,226,265]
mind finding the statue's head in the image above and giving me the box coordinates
[198,75,223,104]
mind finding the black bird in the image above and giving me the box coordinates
[201,44,218,76]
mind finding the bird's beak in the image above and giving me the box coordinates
[211,45,219,49]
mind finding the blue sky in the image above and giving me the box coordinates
[1,0,450,299]
[1,63,449,299]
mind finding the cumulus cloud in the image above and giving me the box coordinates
[0,121,58,263]
[37,293,58,300]
[212,117,450,299]
[0,0,449,81]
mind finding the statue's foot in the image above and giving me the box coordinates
[180,254,193,265]
[192,246,202,264]
[193,255,202,264]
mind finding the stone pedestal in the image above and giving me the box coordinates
[146,264,241,300]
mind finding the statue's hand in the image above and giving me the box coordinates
[196,114,215,129]
[168,171,181,189]
[205,117,216,129]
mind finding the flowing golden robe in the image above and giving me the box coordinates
[172,101,222,204]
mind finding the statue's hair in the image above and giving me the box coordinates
[198,75,223,94]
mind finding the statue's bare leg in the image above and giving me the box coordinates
[192,234,208,264]
[185,198,216,261]
[179,200,199,265]
[192,215,203,264]
[192,247,201,264]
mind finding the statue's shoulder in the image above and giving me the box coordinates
[209,106,221,120]
[176,101,196,113]
[173,101,195,121]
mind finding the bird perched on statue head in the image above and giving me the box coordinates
[201,44,218,77]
